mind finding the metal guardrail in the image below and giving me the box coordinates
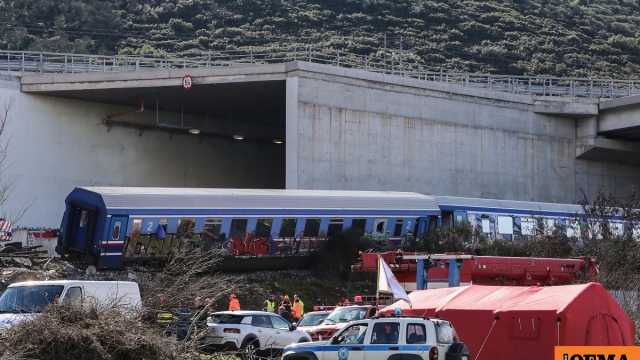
[2,46,639,99]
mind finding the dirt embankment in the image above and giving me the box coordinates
[0,256,377,314]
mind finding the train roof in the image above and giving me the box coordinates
[67,187,441,215]
[432,195,584,217]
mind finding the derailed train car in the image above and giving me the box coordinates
[56,187,634,270]
[433,195,630,242]
[55,187,441,269]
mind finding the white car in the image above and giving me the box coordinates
[204,310,311,359]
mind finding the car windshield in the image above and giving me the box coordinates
[0,285,64,313]
[323,307,367,324]
[298,313,328,327]
[208,314,244,324]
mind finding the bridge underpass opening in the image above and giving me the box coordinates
[46,79,287,189]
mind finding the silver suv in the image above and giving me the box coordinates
[282,313,470,360]
[204,310,311,359]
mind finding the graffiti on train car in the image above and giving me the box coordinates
[122,231,328,262]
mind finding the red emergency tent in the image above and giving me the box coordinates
[380,283,635,360]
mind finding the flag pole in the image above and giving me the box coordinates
[376,254,380,311]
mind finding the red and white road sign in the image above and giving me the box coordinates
[181,75,193,90]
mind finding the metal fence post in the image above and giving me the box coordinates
[570,79,574,97]
[337,50,340,67]
[307,46,312,63]
[39,53,44,73]
[610,81,614,98]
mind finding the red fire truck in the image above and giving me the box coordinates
[351,251,598,291]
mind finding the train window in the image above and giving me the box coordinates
[230,219,248,239]
[159,219,168,232]
[481,217,491,233]
[79,211,88,228]
[131,219,142,240]
[372,219,388,239]
[177,218,196,240]
[521,218,536,236]
[566,219,580,238]
[611,222,624,237]
[589,223,603,239]
[543,219,556,236]
[351,218,367,236]
[255,219,273,237]
[327,218,344,237]
[112,221,121,240]
[202,218,222,241]
[279,218,297,238]
[393,219,403,237]
[303,218,321,238]
[497,216,513,235]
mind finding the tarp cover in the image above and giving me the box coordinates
[380,283,635,360]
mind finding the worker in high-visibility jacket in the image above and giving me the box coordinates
[263,294,277,313]
[156,297,175,337]
[292,294,304,322]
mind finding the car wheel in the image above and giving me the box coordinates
[298,337,310,343]
[240,338,260,360]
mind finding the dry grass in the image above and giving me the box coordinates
[0,302,188,360]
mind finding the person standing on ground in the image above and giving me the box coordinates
[229,293,241,311]
[192,296,207,337]
[292,294,304,322]
[280,295,291,309]
[263,294,276,313]
[174,300,192,342]
[279,305,292,323]
[156,297,174,337]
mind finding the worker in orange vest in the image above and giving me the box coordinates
[229,293,241,311]
[337,296,350,306]
[292,294,304,321]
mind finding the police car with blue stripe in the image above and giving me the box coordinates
[281,313,469,360]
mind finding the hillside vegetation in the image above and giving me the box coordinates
[1,0,639,79]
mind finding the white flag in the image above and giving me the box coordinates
[377,255,412,307]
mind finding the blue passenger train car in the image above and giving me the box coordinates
[433,195,627,242]
[56,187,441,269]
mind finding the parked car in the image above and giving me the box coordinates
[294,310,331,331]
[203,310,311,360]
[304,305,377,341]
[0,280,141,334]
[283,313,470,360]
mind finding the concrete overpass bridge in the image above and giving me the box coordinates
[1,48,639,227]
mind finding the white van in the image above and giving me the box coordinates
[0,280,141,332]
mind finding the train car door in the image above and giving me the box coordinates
[100,216,127,268]
[416,218,429,237]
[64,204,97,261]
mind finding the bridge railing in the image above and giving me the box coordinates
[2,47,639,99]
